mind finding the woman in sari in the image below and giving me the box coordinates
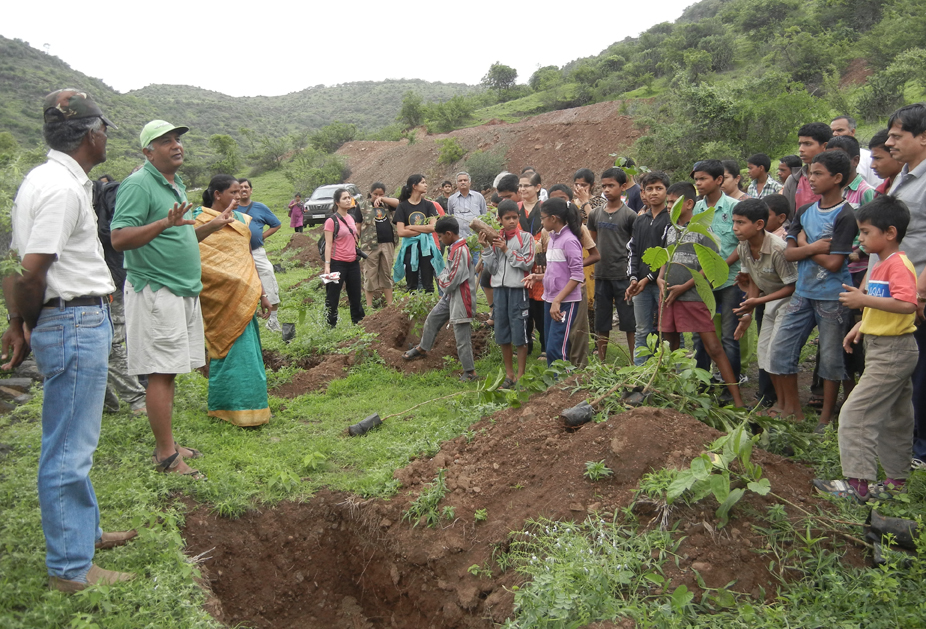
[194,175,272,426]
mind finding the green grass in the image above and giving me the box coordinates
[0,172,505,627]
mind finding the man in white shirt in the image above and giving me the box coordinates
[1,89,135,592]
[446,171,487,238]
[831,115,883,187]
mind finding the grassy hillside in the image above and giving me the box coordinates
[0,35,474,149]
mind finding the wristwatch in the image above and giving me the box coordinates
[6,313,21,322]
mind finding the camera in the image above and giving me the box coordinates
[355,247,369,260]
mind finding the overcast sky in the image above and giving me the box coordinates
[5,0,695,97]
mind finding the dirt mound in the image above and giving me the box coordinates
[360,304,491,374]
[283,232,322,268]
[338,101,641,197]
[263,350,353,398]
[183,386,863,628]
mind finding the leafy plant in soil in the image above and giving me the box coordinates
[666,421,771,527]
[584,460,614,482]
[402,468,450,528]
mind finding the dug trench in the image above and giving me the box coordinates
[183,385,866,628]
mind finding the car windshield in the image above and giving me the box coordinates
[310,186,341,201]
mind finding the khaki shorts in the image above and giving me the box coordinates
[252,246,280,305]
[124,281,206,375]
[363,242,395,292]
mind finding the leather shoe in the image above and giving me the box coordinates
[49,564,135,593]
[95,529,138,550]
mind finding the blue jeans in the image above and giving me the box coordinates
[632,283,660,366]
[770,296,847,381]
[695,284,743,379]
[33,304,113,580]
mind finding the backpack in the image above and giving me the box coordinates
[317,214,359,261]
[92,179,126,290]
[317,216,339,260]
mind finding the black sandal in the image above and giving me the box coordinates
[403,346,427,360]
[152,451,205,479]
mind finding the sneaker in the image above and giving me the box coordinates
[49,564,135,593]
[912,458,926,470]
[867,480,906,501]
[266,318,283,333]
[812,478,868,503]
[738,373,749,385]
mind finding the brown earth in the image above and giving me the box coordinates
[183,386,866,629]
[283,232,324,268]
[840,58,874,88]
[337,101,642,196]
[263,350,353,398]
[359,304,491,375]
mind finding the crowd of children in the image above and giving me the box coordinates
[345,111,926,505]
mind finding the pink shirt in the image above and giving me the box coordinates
[324,213,359,261]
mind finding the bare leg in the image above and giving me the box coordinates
[597,331,610,361]
[769,374,786,415]
[365,291,374,309]
[500,344,515,380]
[625,331,635,355]
[385,287,394,307]
[146,373,196,474]
[699,331,743,407]
[778,373,805,421]
[819,379,839,424]
[516,344,528,379]
[664,332,681,351]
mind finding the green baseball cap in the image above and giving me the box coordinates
[43,89,117,129]
[140,119,190,149]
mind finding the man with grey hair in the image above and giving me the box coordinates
[831,115,883,187]
[447,171,487,239]
[111,120,233,479]
[1,89,136,592]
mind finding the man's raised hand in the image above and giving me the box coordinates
[163,202,196,229]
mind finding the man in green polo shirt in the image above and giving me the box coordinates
[112,120,232,478]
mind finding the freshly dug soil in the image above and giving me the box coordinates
[263,350,354,398]
[283,232,323,268]
[183,386,865,628]
[359,305,491,375]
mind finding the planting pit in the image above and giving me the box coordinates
[184,386,866,628]
[263,350,353,398]
[359,305,491,375]
[282,232,324,268]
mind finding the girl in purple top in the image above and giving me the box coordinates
[524,198,585,365]
[288,194,305,232]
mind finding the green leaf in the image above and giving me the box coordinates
[684,266,717,316]
[671,584,694,610]
[747,478,771,496]
[690,206,714,228]
[693,242,729,287]
[667,471,697,502]
[670,195,685,226]
[710,473,730,503]
[715,487,746,528]
[644,572,665,585]
[686,222,720,247]
[642,246,669,271]
[690,455,711,480]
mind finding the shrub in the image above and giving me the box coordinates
[463,149,507,191]
[437,138,466,165]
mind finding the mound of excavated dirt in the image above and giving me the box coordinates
[360,304,491,374]
[283,232,323,268]
[264,350,353,398]
[183,386,864,628]
[337,101,642,197]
